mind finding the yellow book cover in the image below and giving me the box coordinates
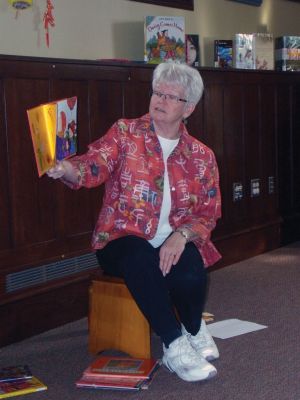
[0,376,47,398]
[27,96,77,177]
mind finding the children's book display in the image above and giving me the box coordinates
[185,34,200,67]
[144,16,185,64]
[234,33,274,70]
[0,365,47,398]
[76,356,161,391]
[275,36,300,71]
[27,96,77,177]
[214,39,233,68]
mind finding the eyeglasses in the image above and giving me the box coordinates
[151,90,187,104]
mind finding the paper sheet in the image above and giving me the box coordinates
[207,319,267,339]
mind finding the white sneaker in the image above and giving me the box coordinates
[162,334,217,382]
[182,319,219,361]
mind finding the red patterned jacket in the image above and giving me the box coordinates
[63,114,222,267]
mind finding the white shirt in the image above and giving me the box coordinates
[148,135,179,248]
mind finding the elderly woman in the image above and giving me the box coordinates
[47,62,221,382]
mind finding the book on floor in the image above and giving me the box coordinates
[0,366,32,383]
[27,96,77,177]
[76,356,160,391]
[0,376,47,398]
[76,375,149,391]
[83,356,159,380]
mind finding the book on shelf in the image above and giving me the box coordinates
[214,40,233,68]
[76,356,160,391]
[234,33,274,70]
[275,59,300,72]
[0,366,32,383]
[0,376,47,398]
[144,16,185,64]
[275,36,300,71]
[185,34,200,67]
[27,96,77,177]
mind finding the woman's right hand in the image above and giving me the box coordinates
[47,161,67,179]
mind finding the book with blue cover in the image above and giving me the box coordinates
[214,40,233,68]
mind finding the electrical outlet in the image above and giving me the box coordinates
[268,176,275,194]
[233,182,243,202]
[250,178,260,197]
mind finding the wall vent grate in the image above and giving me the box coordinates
[6,252,98,293]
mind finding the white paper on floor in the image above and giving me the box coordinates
[207,318,267,339]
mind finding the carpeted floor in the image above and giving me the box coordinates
[1,242,299,400]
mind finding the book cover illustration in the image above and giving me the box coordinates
[27,96,77,177]
[234,34,255,69]
[144,16,185,64]
[0,377,47,398]
[0,366,32,383]
[83,356,159,380]
[185,34,200,67]
[275,35,300,59]
[275,36,300,71]
[214,40,233,68]
[234,33,274,70]
[253,33,274,70]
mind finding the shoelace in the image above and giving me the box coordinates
[178,336,201,364]
[188,332,209,349]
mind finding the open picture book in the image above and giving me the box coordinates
[27,96,77,177]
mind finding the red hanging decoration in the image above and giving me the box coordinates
[43,0,55,48]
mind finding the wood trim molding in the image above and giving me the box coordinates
[129,0,194,10]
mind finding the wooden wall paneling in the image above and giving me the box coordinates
[50,79,95,244]
[187,99,204,140]
[0,79,11,252]
[87,69,131,227]
[200,77,226,240]
[260,82,279,220]
[283,82,300,242]
[5,78,55,249]
[124,66,153,118]
[89,80,126,139]
[243,81,263,223]
[292,84,300,211]
[277,83,292,214]
[277,81,295,243]
[0,275,91,346]
[222,82,247,232]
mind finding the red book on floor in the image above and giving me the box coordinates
[82,356,159,380]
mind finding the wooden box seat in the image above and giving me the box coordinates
[88,275,151,358]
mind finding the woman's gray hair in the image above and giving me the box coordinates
[152,61,204,105]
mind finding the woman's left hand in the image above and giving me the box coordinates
[159,232,186,276]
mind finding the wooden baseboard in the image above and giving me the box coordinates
[210,222,281,270]
[280,213,300,245]
[0,275,92,347]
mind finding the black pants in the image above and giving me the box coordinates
[96,235,207,347]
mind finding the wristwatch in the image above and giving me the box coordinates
[176,228,189,241]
